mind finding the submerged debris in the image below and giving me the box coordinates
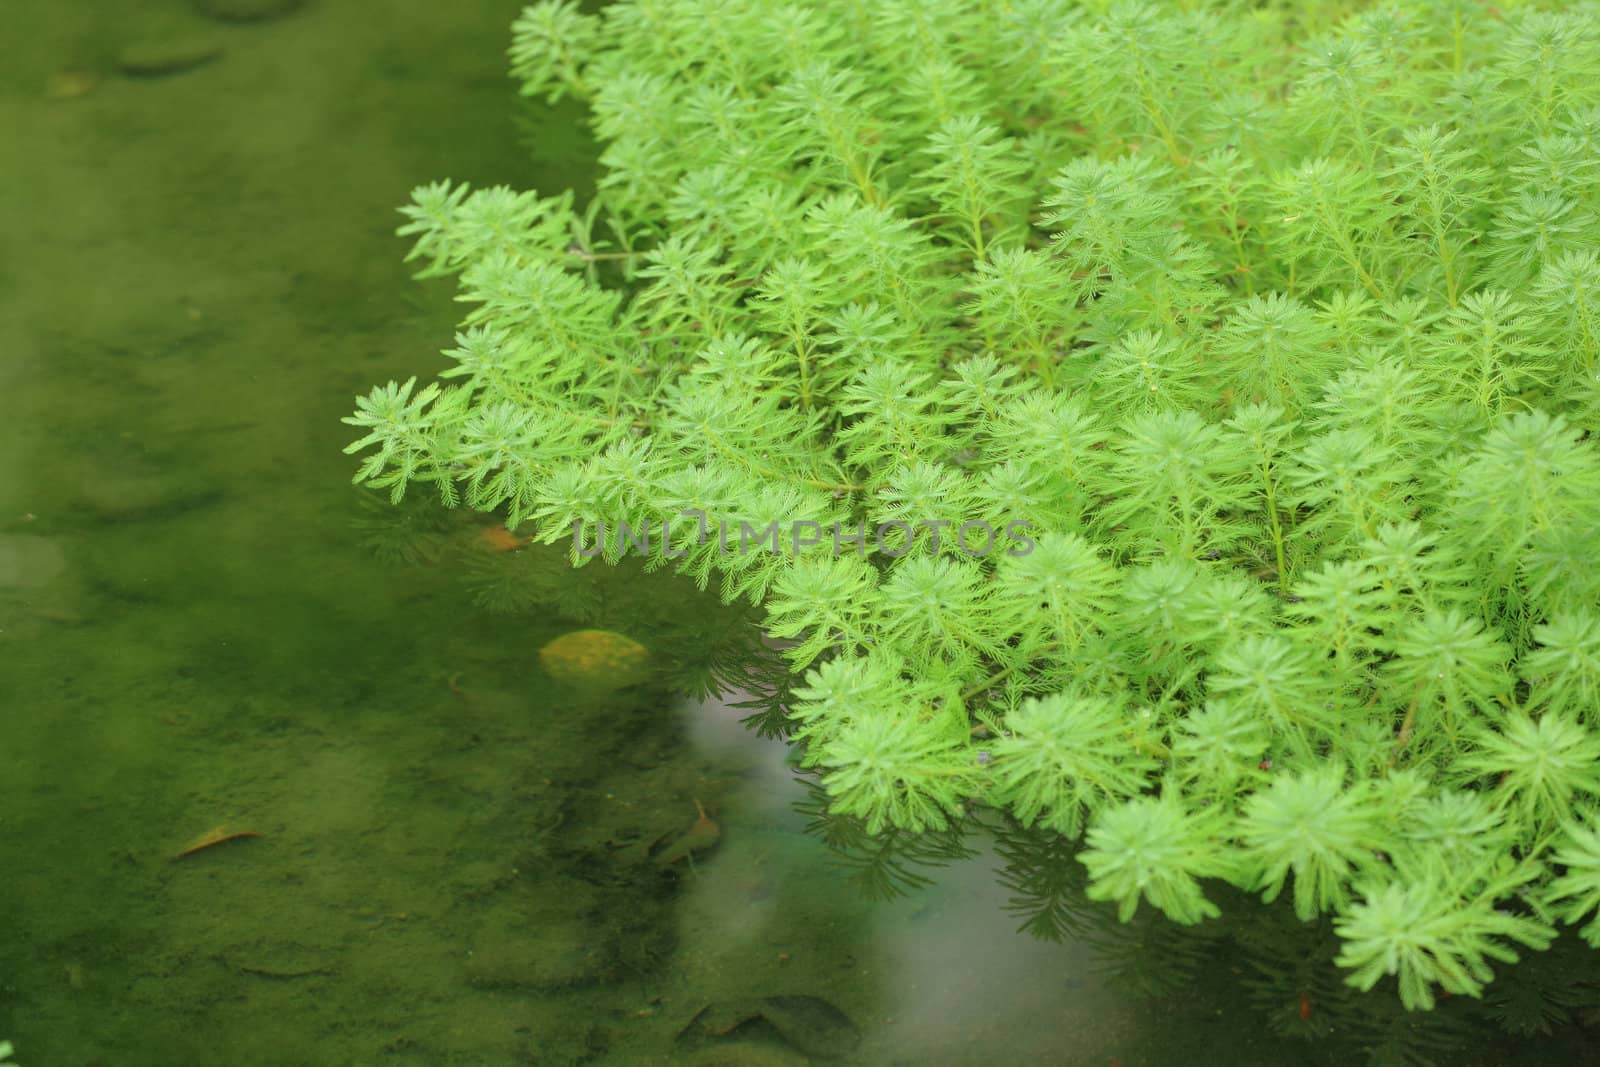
[538,628,653,693]
[678,994,861,1059]
[651,799,721,867]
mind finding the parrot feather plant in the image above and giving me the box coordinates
[346,0,1600,1013]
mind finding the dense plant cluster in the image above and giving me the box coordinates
[346,0,1600,1009]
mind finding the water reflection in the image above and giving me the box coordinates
[667,684,1600,1067]
[669,689,1151,1065]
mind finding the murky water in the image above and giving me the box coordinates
[2,2,1596,1065]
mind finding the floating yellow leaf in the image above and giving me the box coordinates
[537,629,652,692]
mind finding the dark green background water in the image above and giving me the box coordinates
[2,2,1595,1065]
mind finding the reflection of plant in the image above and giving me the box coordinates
[992,819,1094,942]
[350,488,451,564]
[347,0,1600,1012]
[1086,907,1217,1001]
[1479,933,1599,1037]
[794,779,974,901]
[462,544,605,620]
[718,660,800,738]
[1233,896,1350,1040]
[1346,993,1466,1067]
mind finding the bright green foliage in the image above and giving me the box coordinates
[1080,794,1230,924]
[991,691,1158,837]
[1547,817,1600,948]
[1241,764,1385,922]
[1335,862,1554,1011]
[348,0,1600,1009]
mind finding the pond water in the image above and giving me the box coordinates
[2,2,1595,1065]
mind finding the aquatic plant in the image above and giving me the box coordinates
[347,0,1600,1012]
